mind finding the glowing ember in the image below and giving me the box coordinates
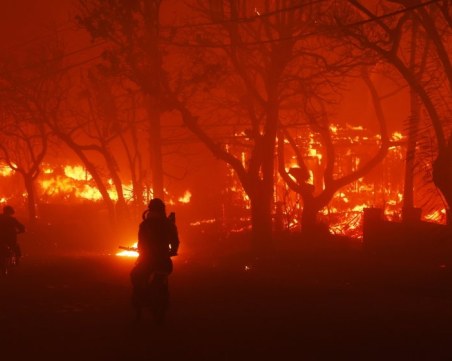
[178,190,192,204]
[424,209,447,223]
[0,165,13,177]
[116,242,138,257]
[190,218,216,226]
[391,132,403,141]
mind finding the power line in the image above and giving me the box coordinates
[10,41,107,74]
[1,0,443,77]
[6,0,324,52]
[162,0,442,48]
[57,54,104,74]
[4,22,77,52]
[160,0,328,30]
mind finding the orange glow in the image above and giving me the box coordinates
[391,131,403,141]
[424,209,447,223]
[0,165,13,177]
[189,218,216,226]
[64,165,92,181]
[0,120,446,240]
[178,190,192,204]
[116,242,138,257]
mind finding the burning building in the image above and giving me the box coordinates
[0,122,447,244]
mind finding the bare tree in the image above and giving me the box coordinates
[0,108,47,224]
[0,44,64,223]
[328,0,452,223]
[277,67,390,234]
[77,0,167,199]
[73,69,132,216]
[163,0,362,249]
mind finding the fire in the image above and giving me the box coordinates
[40,176,106,201]
[0,165,13,177]
[64,165,92,181]
[116,242,138,257]
[0,118,447,241]
[391,131,404,141]
[190,218,216,226]
[178,190,192,204]
[424,209,447,223]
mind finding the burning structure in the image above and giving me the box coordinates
[0,122,446,244]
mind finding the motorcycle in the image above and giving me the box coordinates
[0,244,17,277]
[119,245,174,324]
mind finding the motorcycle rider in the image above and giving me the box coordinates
[0,205,26,264]
[130,198,179,320]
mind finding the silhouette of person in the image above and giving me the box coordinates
[130,198,179,318]
[0,205,26,263]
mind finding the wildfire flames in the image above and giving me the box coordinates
[0,123,446,245]
[116,242,138,257]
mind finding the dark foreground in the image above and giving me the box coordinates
[1,245,452,361]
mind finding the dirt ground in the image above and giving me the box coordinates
[1,241,452,361]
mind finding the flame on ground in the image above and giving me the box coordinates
[116,242,138,257]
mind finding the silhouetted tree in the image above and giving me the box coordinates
[329,0,452,224]
[74,69,132,216]
[278,67,390,234]
[165,0,361,249]
[0,44,62,224]
[0,108,47,224]
[77,0,167,199]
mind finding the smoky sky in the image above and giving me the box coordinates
[0,0,408,132]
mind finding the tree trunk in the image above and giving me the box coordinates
[60,135,117,223]
[118,126,144,213]
[143,1,165,200]
[103,149,128,216]
[301,200,318,233]
[402,96,421,218]
[23,174,37,226]
[249,185,273,253]
[402,19,421,222]
[147,97,164,199]
[432,137,452,220]
[300,197,329,238]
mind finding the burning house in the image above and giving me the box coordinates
[0,121,447,250]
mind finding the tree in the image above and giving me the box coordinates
[77,0,167,199]
[277,67,390,234]
[165,0,361,249]
[47,68,146,224]
[0,107,47,224]
[329,0,452,223]
[0,44,63,224]
[74,69,131,216]
[75,0,387,251]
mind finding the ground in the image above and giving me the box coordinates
[1,238,452,361]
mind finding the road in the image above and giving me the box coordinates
[1,249,452,360]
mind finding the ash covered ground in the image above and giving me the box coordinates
[1,234,452,361]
